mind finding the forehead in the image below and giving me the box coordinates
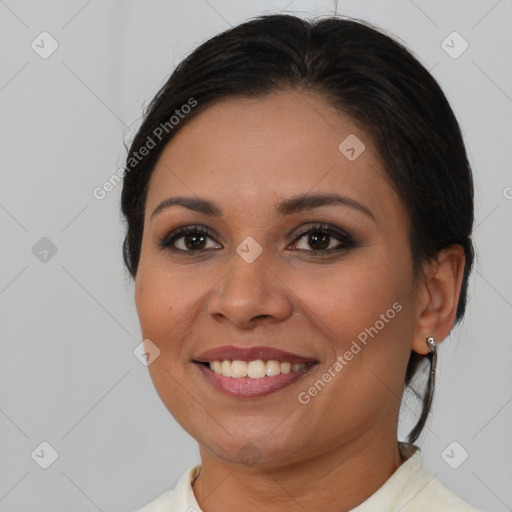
[145,91,402,225]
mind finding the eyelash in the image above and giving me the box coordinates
[158,223,356,255]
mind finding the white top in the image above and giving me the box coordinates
[133,443,482,512]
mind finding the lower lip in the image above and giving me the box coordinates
[195,363,317,398]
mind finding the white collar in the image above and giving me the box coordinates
[170,443,426,512]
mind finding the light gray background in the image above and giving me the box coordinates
[1,1,511,511]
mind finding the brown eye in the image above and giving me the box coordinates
[308,232,330,250]
[180,232,209,250]
[290,223,355,253]
[159,226,221,252]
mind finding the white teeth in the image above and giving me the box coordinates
[221,360,232,377]
[211,360,222,374]
[266,360,281,376]
[230,360,247,378]
[247,359,266,379]
[280,362,291,374]
[207,359,310,378]
[248,360,266,378]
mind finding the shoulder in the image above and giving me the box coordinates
[401,457,482,512]
[133,488,175,512]
[354,443,483,512]
[132,464,202,512]
[412,476,482,511]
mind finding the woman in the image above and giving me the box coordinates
[121,13,480,512]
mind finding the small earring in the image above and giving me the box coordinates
[426,336,436,353]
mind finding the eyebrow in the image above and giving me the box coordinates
[150,192,375,221]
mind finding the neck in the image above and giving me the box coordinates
[192,430,404,512]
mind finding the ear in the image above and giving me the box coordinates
[411,245,466,355]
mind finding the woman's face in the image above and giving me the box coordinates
[135,91,422,467]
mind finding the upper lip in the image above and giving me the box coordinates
[193,345,318,364]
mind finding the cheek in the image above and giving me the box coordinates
[134,261,215,362]
[289,256,410,344]
[288,252,414,398]
[135,254,192,325]
[291,268,413,425]
[134,264,184,367]
[134,267,196,417]
[135,273,168,337]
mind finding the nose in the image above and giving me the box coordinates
[207,249,293,329]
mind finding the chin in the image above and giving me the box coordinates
[199,428,307,468]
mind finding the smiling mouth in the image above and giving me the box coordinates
[197,359,317,378]
[194,360,319,398]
